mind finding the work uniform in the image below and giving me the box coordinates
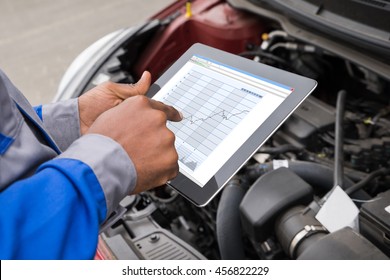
[0,70,137,259]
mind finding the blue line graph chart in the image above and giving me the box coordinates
[162,69,263,171]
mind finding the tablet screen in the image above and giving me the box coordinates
[152,55,293,187]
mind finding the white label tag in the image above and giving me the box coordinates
[385,205,390,214]
[316,186,360,232]
[253,153,270,164]
[273,159,289,169]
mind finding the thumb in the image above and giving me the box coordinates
[113,71,152,100]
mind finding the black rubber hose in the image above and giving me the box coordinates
[216,162,374,259]
[246,161,371,200]
[259,144,302,155]
[239,50,291,68]
[334,90,347,189]
[216,178,247,260]
[345,167,390,195]
[216,162,342,259]
[246,161,355,191]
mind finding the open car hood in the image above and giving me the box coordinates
[247,0,390,61]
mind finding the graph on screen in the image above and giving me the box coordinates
[162,69,263,171]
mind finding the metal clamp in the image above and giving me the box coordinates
[289,225,328,258]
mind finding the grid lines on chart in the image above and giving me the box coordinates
[163,69,262,171]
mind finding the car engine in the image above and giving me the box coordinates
[59,0,390,260]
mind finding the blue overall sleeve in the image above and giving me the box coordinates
[0,134,137,259]
[0,158,105,259]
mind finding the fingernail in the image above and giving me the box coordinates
[142,70,150,79]
[179,111,184,120]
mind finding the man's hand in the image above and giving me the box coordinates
[78,71,151,135]
[87,95,183,194]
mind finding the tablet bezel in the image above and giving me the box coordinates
[147,43,317,206]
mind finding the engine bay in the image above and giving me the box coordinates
[75,0,390,260]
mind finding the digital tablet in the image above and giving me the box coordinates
[147,43,317,206]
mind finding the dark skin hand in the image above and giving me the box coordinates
[78,71,153,135]
[79,72,183,194]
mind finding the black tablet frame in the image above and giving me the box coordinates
[147,43,317,206]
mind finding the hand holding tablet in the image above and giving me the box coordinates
[147,43,317,206]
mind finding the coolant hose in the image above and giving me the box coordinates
[246,161,370,199]
[216,178,247,260]
[346,167,390,195]
[247,161,354,190]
